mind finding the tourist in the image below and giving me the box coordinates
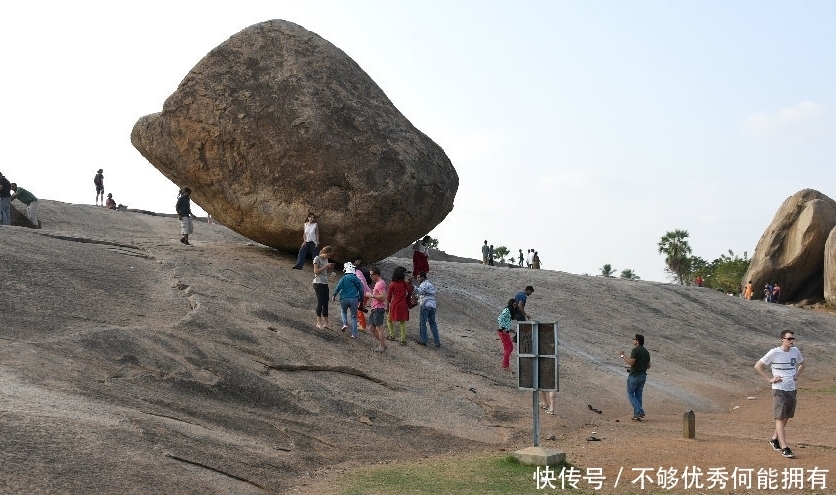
[532,251,541,269]
[482,240,490,265]
[514,285,534,321]
[293,212,320,269]
[412,235,431,278]
[772,283,781,303]
[94,169,104,206]
[518,249,524,267]
[176,188,197,245]
[368,265,388,352]
[9,183,39,227]
[415,271,441,347]
[744,280,753,300]
[353,256,373,331]
[539,391,556,416]
[619,334,651,421]
[526,249,533,268]
[497,298,516,371]
[488,244,494,266]
[312,245,335,329]
[105,193,117,210]
[332,261,363,338]
[386,265,412,345]
[754,330,804,458]
[0,172,11,225]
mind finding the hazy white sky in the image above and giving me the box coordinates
[3,1,834,282]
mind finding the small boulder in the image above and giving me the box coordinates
[742,189,836,302]
[131,20,457,262]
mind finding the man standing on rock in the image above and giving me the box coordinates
[619,334,650,421]
[0,172,11,226]
[481,240,489,265]
[94,169,104,206]
[754,330,804,458]
[176,188,196,245]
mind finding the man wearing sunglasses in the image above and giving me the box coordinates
[755,330,804,458]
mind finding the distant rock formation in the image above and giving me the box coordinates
[131,20,457,263]
[742,189,836,303]
[824,228,836,306]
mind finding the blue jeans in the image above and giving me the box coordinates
[419,306,440,345]
[339,297,359,337]
[294,241,318,268]
[627,373,647,417]
[0,197,10,225]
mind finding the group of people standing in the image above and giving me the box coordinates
[742,280,781,303]
[296,213,440,352]
[480,241,541,268]
[0,171,40,228]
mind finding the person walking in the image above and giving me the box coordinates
[482,240,490,265]
[744,280,753,300]
[94,169,104,206]
[176,188,196,245]
[332,261,363,339]
[293,212,320,269]
[754,330,804,458]
[368,265,388,352]
[312,245,335,330]
[514,286,534,321]
[518,249,524,267]
[415,271,441,347]
[412,235,431,278]
[0,172,11,226]
[497,298,516,371]
[386,266,412,345]
[9,183,40,227]
[619,334,651,421]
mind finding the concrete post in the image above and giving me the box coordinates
[683,410,695,439]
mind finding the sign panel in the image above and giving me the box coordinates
[517,321,559,391]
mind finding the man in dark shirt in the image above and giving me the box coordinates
[0,172,12,226]
[176,188,196,245]
[619,334,651,421]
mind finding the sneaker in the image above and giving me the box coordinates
[341,325,348,332]
[434,343,441,347]
[632,416,642,422]
[769,438,781,451]
[781,447,795,458]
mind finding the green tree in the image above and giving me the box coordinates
[706,250,750,294]
[620,268,640,280]
[493,246,510,263]
[658,229,693,285]
[417,236,439,249]
[600,263,617,277]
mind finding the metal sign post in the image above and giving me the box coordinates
[516,321,559,447]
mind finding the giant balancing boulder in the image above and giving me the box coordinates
[131,20,457,262]
[742,189,836,303]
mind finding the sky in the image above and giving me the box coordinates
[2,1,835,282]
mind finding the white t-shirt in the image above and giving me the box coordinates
[303,222,318,243]
[759,346,803,391]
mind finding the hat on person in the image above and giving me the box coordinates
[343,261,356,274]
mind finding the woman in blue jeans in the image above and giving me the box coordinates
[415,271,440,347]
[332,262,364,338]
[293,212,320,269]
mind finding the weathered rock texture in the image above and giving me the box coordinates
[131,20,457,262]
[824,227,836,306]
[742,189,836,302]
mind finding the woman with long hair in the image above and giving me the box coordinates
[311,245,334,329]
[386,266,413,345]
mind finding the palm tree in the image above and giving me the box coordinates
[620,268,640,280]
[600,263,617,277]
[658,229,692,285]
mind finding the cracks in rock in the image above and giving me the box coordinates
[164,453,268,492]
[40,233,152,257]
[254,359,395,390]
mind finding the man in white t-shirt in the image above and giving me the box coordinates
[754,330,804,458]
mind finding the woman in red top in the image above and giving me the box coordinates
[386,266,413,345]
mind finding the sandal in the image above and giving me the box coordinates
[539,402,547,409]
[546,409,554,415]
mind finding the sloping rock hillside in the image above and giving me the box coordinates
[1,200,835,494]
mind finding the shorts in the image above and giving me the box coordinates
[772,389,797,419]
[180,216,194,235]
[369,308,385,326]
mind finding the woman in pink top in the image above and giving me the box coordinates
[368,265,388,352]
